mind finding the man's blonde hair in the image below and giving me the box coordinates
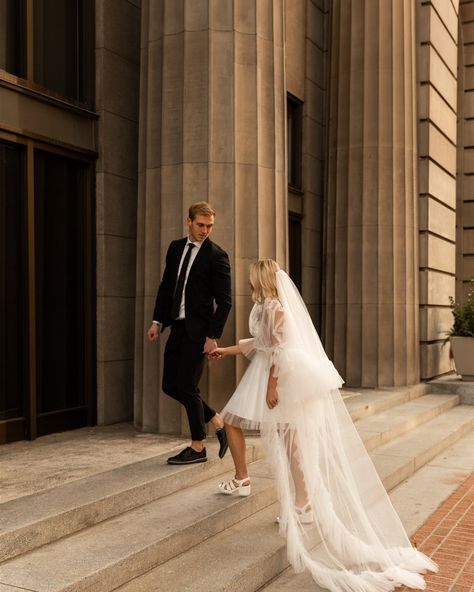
[249,259,280,303]
[188,201,216,220]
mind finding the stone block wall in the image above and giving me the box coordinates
[417,0,458,379]
[96,0,141,424]
[459,1,474,303]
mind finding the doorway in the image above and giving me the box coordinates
[0,139,96,443]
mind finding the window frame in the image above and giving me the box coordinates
[0,0,95,110]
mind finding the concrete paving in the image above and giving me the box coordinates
[0,384,429,505]
[0,385,472,592]
[0,423,188,504]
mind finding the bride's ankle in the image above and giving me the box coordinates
[295,500,310,511]
[235,474,250,483]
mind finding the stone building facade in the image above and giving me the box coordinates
[0,0,473,443]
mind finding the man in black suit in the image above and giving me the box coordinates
[147,202,232,464]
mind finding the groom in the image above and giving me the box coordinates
[147,202,232,464]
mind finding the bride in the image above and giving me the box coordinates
[209,259,437,592]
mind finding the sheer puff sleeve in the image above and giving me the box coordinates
[238,299,285,366]
[238,338,256,359]
[256,299,284,375]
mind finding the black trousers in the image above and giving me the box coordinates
[162,320,216,441]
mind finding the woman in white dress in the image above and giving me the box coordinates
[209,259,437,592]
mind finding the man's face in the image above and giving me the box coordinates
[187,214,214,243]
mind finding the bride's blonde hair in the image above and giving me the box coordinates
[249,259,280,303]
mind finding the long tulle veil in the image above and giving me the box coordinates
[261,270,437,591]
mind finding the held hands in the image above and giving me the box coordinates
[203,337,218,355]
[207,347,228,360]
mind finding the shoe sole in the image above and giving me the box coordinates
[167,457,207,465]
[218,443,229,459]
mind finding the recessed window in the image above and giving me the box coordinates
[0,0,27,77]
[287,94,303,190]
[0,141,27,422]
[289,212,302,292]
[34,0,94,103]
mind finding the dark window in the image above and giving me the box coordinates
[287,94,303,190]
[0,142,27,421]
[34,151,87,415]
[33,0,93,103]
[289,213,302,292]
[0,0,26,77]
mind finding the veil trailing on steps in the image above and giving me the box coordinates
[261,270,437,592]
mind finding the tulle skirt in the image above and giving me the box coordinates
[219,351,438,592]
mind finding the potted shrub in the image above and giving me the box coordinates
[447,279,474,381]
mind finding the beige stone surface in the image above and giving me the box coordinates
[97,296,136,361]
[419,233,456,274]
[418,3,457,74]
[0,86,96,152]
[285,0,306,98]
[134,1,287,433]
[419,196,456,240]
[420,306,453,342]
[419,159,456,208]
[431,0,459,40]
[463,228,474,253]
[419,269,455,305]
[419,121,457,174]
[418,84,457,143]
[0,424,187,504]
[420,342,452,379]
[96,173,138,238]
[418,44,457,107]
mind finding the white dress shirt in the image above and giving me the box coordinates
[175,237,203,320]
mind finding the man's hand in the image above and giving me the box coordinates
[203,337,218,354]
[147,323,160,342]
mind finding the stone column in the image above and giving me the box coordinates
[323,0,419,387]
[134,0,286,434]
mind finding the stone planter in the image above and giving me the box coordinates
[450,336,474,381]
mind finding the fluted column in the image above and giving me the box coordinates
[324,0,419,387]
[134,0,286,434]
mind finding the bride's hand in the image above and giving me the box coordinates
[208,347,227,360]
[266,384,279,409]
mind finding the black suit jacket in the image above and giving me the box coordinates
[153,237,232,342]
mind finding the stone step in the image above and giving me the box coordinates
[0,438,264,563]
[356,393,459,451]
[371,405,474,491]
[342,383,429,421]
[112,407,474,592]
[4,403,469,592]
[0,459,278,592]
[0,387,425,562]
[260,429,474,592]
[114,503,288,592]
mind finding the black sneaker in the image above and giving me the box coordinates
[216,427,228,459]
[167,446,207,465]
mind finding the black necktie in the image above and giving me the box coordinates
[171,243,195,319]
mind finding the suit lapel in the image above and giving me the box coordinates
[187,238,211,282]
[171,238,188,281]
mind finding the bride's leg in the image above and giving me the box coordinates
[284,428,308,508]
[225,423,249,481]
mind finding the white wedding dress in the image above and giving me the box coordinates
[220,271,437,592]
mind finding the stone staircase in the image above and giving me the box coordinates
[0,385,473,592]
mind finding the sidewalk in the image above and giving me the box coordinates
[403,473,474,592]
